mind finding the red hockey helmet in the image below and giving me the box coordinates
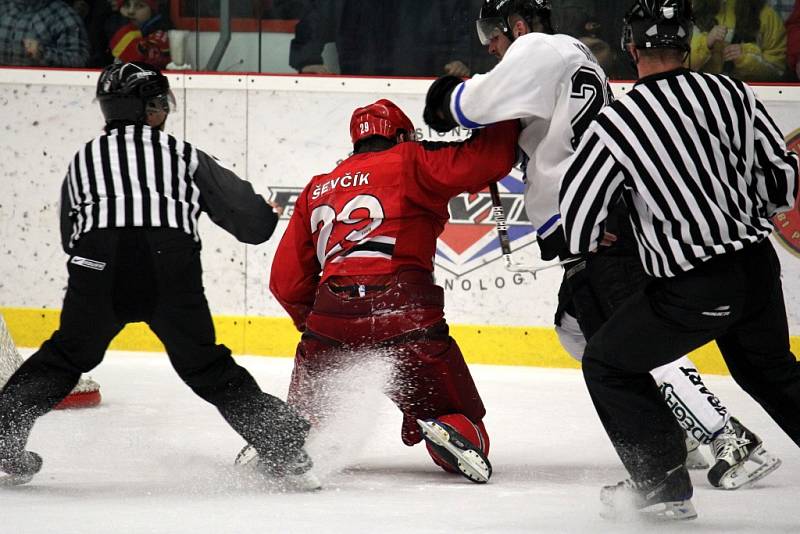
[349,99,415,146]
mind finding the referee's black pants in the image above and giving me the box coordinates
[0,228,308,461]
[582,238,800,482]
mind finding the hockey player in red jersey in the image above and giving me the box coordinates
[269,99,519,483]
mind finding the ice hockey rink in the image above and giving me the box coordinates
[3,351,798,534]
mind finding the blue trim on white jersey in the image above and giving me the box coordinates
[453,83,484,129]
[538,214,561,236]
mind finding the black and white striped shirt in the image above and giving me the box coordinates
[61,124,277,251]
[559,68,799,277]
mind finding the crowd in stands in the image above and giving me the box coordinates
[0,0,799,82]
[0,0,172,68]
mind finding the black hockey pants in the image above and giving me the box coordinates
[582,238,800,482]
[0,228,308,461]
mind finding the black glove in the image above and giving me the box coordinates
[423,75,462,133]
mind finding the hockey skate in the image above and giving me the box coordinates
[600,465,697,521]
[55,375,102,410]
[0,450,42,487]
[417,418,492,484]
[684,434,709,470]
[234,443,321,492]
[707,417,781,490]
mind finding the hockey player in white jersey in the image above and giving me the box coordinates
[423,0,780,490]
[425,0,610,262]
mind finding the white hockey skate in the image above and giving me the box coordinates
[600,465,697,522]
[417,418,492,484]
[234,443,321,492]
[708,417,781,490]
[684,434,709,470]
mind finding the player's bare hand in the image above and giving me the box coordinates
[268,200,284,216]
[301,64,331,74]
[707,25,728,48]
[599,232,618,247]
[723,44,743,62]
[444,61,470,78]
[23,38,41,60]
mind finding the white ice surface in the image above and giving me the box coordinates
[4,351,799,534]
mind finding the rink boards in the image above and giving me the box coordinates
[0,68,798,374]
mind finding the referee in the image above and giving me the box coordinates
[560,0,800,521]
[0,62,315,488]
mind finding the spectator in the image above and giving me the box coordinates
[289,0,490,77]
[76,0,125,67]
[691,0,787,81]
[551,0,597,37]
[257,0,309,19]
[394,1,494,77]
[579,35,617,76]
[788,1,800,78]
[548,0,634,79]
[72,0,91,19]
[589,0,636,78]
[189,0,306,19]
[267,0,308,19]
[768,0,797,20]
[547,1,620,77]
[109,0,170,69]
[0,0,90,67]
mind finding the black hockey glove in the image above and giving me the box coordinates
[423,75,462,133]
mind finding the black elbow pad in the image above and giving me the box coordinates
[423,75,462,133]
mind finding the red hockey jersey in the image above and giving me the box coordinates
[270,121,519,330]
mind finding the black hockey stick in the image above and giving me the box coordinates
[488,182,577,279]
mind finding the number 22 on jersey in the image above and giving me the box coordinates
[310,194,390,267]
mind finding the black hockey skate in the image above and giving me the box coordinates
[600,465,697,521]
[235,443,321,491]
[417,418,492,484]
[0,450,42,487]
[707,417,781,490]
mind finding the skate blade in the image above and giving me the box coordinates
[416,419,491,484]
[601,499,698,522]
[234,444,322,492]
[285,471,322,492]
[719,448,782,490]
[234,444,259,467]
[0,472,34,487]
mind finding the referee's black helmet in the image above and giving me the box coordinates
[96,61,174,123]
[476,0,553,45]
[622,0,693,53]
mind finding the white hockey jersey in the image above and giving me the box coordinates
[447,32,612,260]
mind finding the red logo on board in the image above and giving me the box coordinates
[772,129,800,257]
